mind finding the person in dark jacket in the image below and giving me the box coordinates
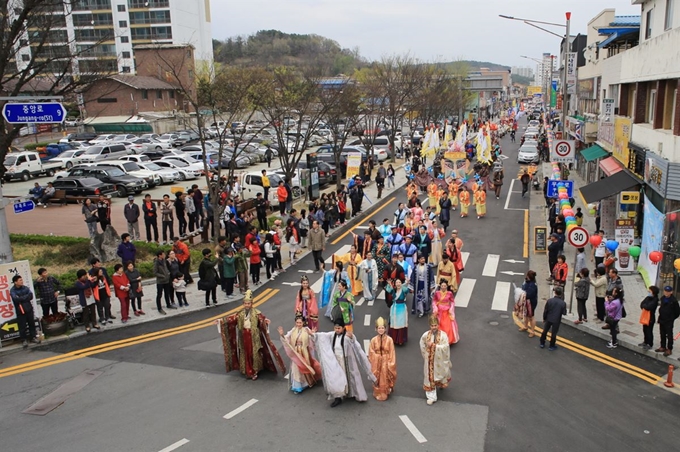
[520,270,539,336]
[10,275,40,348]
[656,285,680,356]
[198,248,218,307]
[540,286,567,350]
[174,192,187,236]
[574,268,590,324]
[116,233,137,265]
[75,269,100,333]
[438,193,452,232]
[639,285,659,349]
[154,250,173,315]
[547,233,560,281]
[34,267,62,318]
[142,194,159,243]
[124,195,141,241]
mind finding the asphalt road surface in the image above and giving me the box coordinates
[1,127,679,452]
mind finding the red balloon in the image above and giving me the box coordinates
[562,209,574,217]
[649,251,663,264]
[670,212,678,222]
[558,193,569,200]
[589,235,602,247]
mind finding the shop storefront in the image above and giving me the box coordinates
[576,143,608,183]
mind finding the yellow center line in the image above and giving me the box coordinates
[512,313,662,384]
[0,289,277,379]
[331,196,397,245]
[523,209,529,258]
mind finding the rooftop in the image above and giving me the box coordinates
[610,15,641,27]
[108,75,178,91]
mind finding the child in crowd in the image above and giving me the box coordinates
[173,272,188,307]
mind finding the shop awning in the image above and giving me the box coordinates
[599,156,623,176]
[579,171,639,204]
[581,144,608,162]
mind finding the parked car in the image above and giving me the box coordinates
[296,160,334,186]
[139,133,160,140]
[238,171,302,205]
[315,152,349,178]
[60,132,97,143]
[48,149,87,169]
[153,159,201,180]
[61,165,147,197]
[160,155,204,173]
[112,134,138,142]
[136,161,179,184]
[119,154,151,163]
[141,149,176,161]
[50,177,117,197]
[3,151,62,181]
[129,138,172,152]
[348,137,393,160]
[157,133,183,147]
[79,144,130,163]
[103,160,161,187]
[89,134,117,144]
[183,149,249,170]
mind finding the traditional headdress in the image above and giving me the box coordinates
[429,314,439,326]
[375,317,387,328]
[333,316,345,327]
[300,275,309,283]
[244,290,253,302]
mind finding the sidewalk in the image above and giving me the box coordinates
[529,163,678,366]
[0,160,410,357]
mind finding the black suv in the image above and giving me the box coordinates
[63,165,147,198]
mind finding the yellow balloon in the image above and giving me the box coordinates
[674,258,680,271]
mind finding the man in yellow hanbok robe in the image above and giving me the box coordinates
[336,246,363,297]
[459,188,470,218]
[474,187,486,219]
[448,180,459,211]
[427,181,438,211]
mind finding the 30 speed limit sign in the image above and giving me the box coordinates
[551,139,575,162]
[567,227,589,247]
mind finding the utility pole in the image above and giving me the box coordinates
[562,12,571,133]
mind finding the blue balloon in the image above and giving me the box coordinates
[606,240,619,252]
[566,216,576,222]
[557,182,565,187]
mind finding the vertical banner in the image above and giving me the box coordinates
[613,116,632,167]
[639,195,665,286]
[614,219,635,273]
[567,52,577,94]
[345,153,362,180]
[0,260,38,342]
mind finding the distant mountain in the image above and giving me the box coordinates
[456,60,510,72]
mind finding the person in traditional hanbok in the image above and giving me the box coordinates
[336,245,363,297]
[374,236,390,282]
[432,281,459,344]
[382,255,406,308]
[219,291,286,380]
[323,261,349,319]
[313,317,376,407]
[386,225,404,258]
[448,179,459,211]
[368,317,397,401]
[412,225,432,263]
[410,200,424,223]
[410,253,435,317]
[459,187,470,218]
[428,219,445,266]
[278,316,322,393]
[427,180,438,209]
[330,280,355,332]
[352,230,374,259]
[436,253,458,292]
[399,235,418,267]
[385,278,410,345]
[358,251,379,301]
[397,253,412,281]
[474,186,487,219]
[435,186,445,214]
[295,276,318,330]
[420,315,452,405]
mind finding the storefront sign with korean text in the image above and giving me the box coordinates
[0,260,38,342]
[614,220,636,273]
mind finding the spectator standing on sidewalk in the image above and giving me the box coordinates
[262,169,271,199]
[172,237,193,284]
[124,196,141,241]
[540,286,567,351]
[172,273,188,307]
[160,194,175,244]
[96,194,111,231]
[656,285,680,356]
[255,193,268,232]
[82,198,98,239]
[75,270,99,333]
[185,189,197,233]
[591,230,606,267]
[112,264,132,323]
[574,268,590,324]
[547,234,559,281]
[605,287,625,349]
[590,267,608,322]
[309,220,326,272]
[192,184,204,228]
[142,194,159,243]
[153,250,173,315]
[116,233,137,265]
[10,275,40,348]
[174,192,187,237]
[125,261,144,316]
[198,248,219,307]
[34,268,61,318]
[234,244,249,294]
[277,180,288,216]
[639,285,659,349]
[222,247,237,298]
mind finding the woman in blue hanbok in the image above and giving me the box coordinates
[322,261,349,319]
[384,279,410,345]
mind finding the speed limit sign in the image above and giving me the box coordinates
[551,140,575,162]
[567,227,589,247]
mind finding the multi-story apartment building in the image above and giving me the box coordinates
[511,66,534,80]
[12,0,213,75]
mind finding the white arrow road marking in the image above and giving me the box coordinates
[298,269,314,274]
[503,259,525,264]
[491,281,512,311]
[224,399,258,420]
[504,179,516,210]
[500,271,524,276]
[399,415,428,444]
[158,439,190,452]
[282,282,301,286]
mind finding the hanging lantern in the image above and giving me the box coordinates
[649,251,663,264]
[605,240,619,252]
[589,235,602,247]
[628,245,641,258]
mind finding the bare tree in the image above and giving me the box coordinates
[0,0,117,263]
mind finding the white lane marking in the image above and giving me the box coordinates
[364,314,371,326]
[461,251,470,267]
[482,254,500,277]
[364,339,370,355]
[421,198,429,206]
[311,276,324,293]
[456,278,476,308]
[284,373,289,379]
[311,244,353,293]
[224,399,258,420]
[325,245,352,264]
[491,281,512,311]
[158,439,190,452]
[399,415,428,444]
[504,178,516,210]
[356,297,365,306]
[367,298,375,306]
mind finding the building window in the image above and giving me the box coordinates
[666,0,674,30]
[118,4,126,12]
[141,90,148,100]
[122,51,130,58]
[646,10,653,39]
[97,98,118,103]
[119,20,127,28]
[156,90,162,99]
[169,90,175,99]
[648,89,656,123]
[120,36,129,43]
[121,66,131,73]
[21,54,30,62]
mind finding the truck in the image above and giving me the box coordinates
[3,151,62,181]
[237,170,303,207]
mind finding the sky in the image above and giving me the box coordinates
[212,0,640,69]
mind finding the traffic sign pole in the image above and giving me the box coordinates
[566,227,589,314]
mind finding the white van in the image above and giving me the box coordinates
[79,144,130,163]
[3,151,61,181]
[238,171,302,206]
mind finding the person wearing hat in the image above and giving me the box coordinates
[657,286,680,356]
[399,235,418,268]
[386,225,404,258]
[368,316,397,401]
[349,176,364,217]
[419,315,451,405]
[312,315,376,407]
[123,195,141,241]
[218,291,285,380]
[410,253,435,317]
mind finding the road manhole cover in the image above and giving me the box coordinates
[489,321,499,326]
[500,314,510,319]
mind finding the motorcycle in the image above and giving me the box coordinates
[532,174,541,191]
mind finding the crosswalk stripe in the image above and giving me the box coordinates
[310,244,353,293]
[482,254,500,277]
[491,281,512,311]
[364,339,370,355]
[356,297,365,306]
[367,298,375,306]
[456,278,476,308]
[311,277,323,293]
[364,314,371,326]
[461,251,470,267]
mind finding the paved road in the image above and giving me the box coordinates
[1,127,679,451]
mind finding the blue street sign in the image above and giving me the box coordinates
[13,200,35,214]
[547,180,574,199]
[2,102,66,124]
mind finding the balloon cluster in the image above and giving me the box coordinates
[555,182,577,233]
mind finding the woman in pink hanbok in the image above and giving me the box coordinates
[410,200,424,223]
[432,281,459,344]
[278,316,322,393]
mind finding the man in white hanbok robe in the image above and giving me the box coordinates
[314,320,376,407]
[358,252,379,301]
[419,316,452,405]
